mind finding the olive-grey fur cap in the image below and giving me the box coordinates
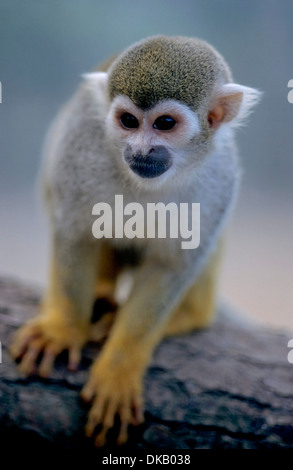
[108,35,232,111]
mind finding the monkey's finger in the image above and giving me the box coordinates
[85,398,102,437]
[81,380,97,403]
[18,338,47,376]
[10,328,41,359]
[94,426,109,448]
[93,396,118,447]
[117,397,132,445]
[103,397,117,431]
[85,392,108,437]
[39,343,61,378]
[68,345,81,371]
[117,420,129,446]
[85,413,98,438]
[132,395,144,425]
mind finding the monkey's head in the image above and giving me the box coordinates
[84,36,260,189]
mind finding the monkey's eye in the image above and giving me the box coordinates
[120,112,139,129]
[153,115,176,131]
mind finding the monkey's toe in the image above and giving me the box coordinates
[10,316,87,377]
[81,368,144,447]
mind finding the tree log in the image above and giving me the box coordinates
[0,276,293,453]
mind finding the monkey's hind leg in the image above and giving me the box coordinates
[89,242,123,343]
[164,244,222,337]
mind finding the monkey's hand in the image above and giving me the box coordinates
[10,312,89,377]
[10,237,101,377]
[80,261,190,446]
[81,353,144,447]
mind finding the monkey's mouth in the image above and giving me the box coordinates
[125,154,172,179]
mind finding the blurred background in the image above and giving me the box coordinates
[0,0,292,329]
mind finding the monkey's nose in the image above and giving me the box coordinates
[124,145,172,179]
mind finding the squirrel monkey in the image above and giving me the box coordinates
[10,36,260,446]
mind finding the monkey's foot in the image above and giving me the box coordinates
[81,359,144,447]
[9,315,88,377]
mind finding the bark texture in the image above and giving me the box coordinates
[0,276,293,451]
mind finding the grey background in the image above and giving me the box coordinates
[0,0,292,328]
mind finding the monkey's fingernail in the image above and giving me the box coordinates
[117,421,128,446]
[69,347,81,371]
[94,429,108,447]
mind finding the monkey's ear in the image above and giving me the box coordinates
[82,72,108,92]
[208,84,261,130]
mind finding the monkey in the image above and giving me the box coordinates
[10,35,260,446]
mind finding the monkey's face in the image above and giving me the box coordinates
[106,95,201,186]
[85,34,260,190]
